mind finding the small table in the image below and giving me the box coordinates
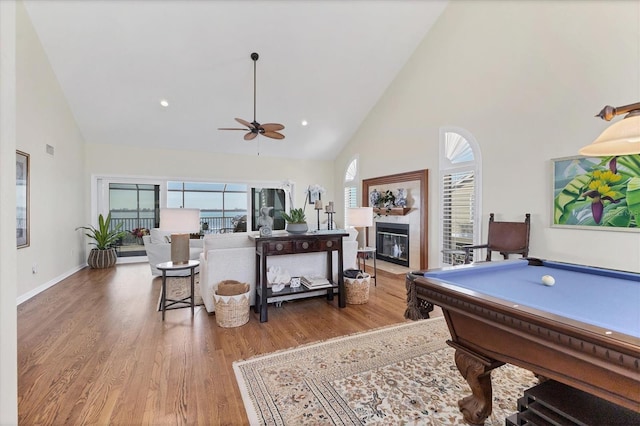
[156,260,199,321]
[356,247,377,286]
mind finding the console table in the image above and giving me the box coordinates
[253,231,348,322]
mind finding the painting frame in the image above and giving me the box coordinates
[551,154,640,232]
[17,150,30,248]
[308,189,321,204]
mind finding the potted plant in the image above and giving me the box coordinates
[77,213,128,268]
[280,208,308,234]
[130,227,150,245]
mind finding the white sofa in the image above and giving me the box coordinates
[142,228,203,276]
[199,230,359,313]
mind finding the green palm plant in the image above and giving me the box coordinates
[77,213,128,249]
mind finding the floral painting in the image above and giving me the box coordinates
[553,154,640,230]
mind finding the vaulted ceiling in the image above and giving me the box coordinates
[23,0,447,160]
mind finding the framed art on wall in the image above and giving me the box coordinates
[16,150,30,248]
[552,154,640,231]
[307,184,325,204]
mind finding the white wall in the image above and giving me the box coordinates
[16,0,87,300]
[335,0,640,272]
[0,1,18,423]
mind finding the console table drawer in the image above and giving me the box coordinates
[263,241,293,254]
[295,239,320,252]
[320,239,340,250]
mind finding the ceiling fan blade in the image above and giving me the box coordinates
[263,131,285,140]
[244,132,258,141]
[218,127,249,131]
[235,118,255,129]
[260,123,285,132]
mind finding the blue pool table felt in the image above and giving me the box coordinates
[423,260,640,338]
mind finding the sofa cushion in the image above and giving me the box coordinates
[203,233,254,258]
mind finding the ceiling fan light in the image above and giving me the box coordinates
[579,114,640,156]
[219,53,284,141]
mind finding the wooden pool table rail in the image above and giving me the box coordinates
[413,275,640,425]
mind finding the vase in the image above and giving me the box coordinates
[286,223,308,234]
[87,247,117,269]
[369,189,380,207]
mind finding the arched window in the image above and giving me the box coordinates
[439,128,482,265]
[344,157,358,225]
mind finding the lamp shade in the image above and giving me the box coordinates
[347,207,374,227]
[160,208,201,233]
[580,114,640,156]
[160,208,200,264]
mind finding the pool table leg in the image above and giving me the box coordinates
[454,348,502,425]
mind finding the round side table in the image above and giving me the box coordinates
[356,247,377,286]
[156,260,199,320]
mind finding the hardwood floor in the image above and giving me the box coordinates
[17,262,439,425]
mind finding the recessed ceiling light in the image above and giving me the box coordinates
[160,99,169,107]
[301,120,308,126]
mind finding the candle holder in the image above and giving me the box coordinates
[314,200,323,230]
[325,201,335,230]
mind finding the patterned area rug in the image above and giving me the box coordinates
[156,274,203,311]
[233,317,537,425]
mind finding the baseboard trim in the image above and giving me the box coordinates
[17,264,86,306]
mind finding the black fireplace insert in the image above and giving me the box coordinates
[376,222,409,267]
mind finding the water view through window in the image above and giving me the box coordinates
[109,183,160,257]
[167,182,248,233]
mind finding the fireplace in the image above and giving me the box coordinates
[376,222,409,267]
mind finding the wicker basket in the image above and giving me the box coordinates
[345,272,370,304]
[214,289,251,327]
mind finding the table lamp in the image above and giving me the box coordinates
[160,208,201,264]
[347,207,374,248]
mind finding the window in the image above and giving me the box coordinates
[167,182,248,233]
[344,157,359,225]
[439,128,482,265]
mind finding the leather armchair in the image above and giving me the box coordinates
[462,213,530,264]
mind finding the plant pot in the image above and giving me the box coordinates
[286,222,308,234]
[87,247,117,269]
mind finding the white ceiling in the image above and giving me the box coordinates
[23,0,447,160]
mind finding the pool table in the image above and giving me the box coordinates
[410,259,640,425]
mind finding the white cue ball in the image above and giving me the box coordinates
[541,275,555,286]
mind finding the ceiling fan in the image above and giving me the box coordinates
[218,52,285,141]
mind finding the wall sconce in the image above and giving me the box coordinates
[160,208,200,264]
[579,102,640,156]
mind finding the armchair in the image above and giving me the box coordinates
[462,213,530,264]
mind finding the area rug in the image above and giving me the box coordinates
[233,317,537,425]
[156,274,203,311]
